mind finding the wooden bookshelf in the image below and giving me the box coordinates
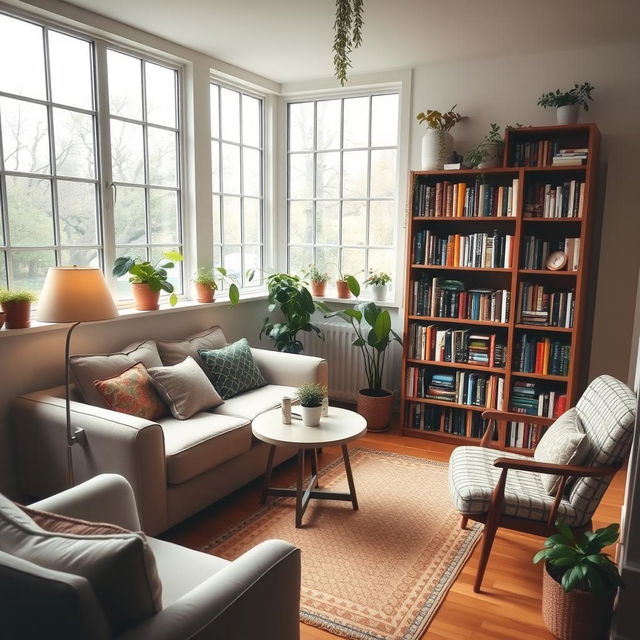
[401,124,600,453]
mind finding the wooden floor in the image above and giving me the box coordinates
[165,419,626,640]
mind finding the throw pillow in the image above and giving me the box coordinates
[198,338,267,400]
[70,340,163,409]
[534,408,588,495]
[94,363,168,421]
[0,494,162,634]
[19,504,133,536]
[156,326,227,368]
[147,356,224,420]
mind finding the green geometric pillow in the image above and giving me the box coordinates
[198,338,266,400]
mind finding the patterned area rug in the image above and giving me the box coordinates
[202,448,482,640]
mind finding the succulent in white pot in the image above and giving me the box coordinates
[364,270,391,302]
[416,105,467,170]
[295,382,327,427]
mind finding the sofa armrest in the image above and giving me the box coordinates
[251,348,328,389]
[12,390,168,535]
[30,474,142,531]
[117,539,301,640]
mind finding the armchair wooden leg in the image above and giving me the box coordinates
[460,515,469,529]
[474,518,499,592]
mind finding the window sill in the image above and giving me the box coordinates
[315,296,401,310]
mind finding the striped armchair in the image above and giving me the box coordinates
[448,375,636,592]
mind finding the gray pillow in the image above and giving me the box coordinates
[534,408,588,495]
[147,356,224,420]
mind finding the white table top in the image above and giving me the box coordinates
[252,406,367,448]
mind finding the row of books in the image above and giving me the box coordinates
[523,181,585,218]
[552,148,589,166]
[412,230,514,269]
[406,403,491,438]
[510,381,567,417]
[408,324,507,368]
[405,368,505,409]
[515,333,571,376]
[410,276,511,323]
[506,422,546,449]
[510,140,587,167]
[521,236,580,271]
[412,180,518,218]
[517,283,575,327]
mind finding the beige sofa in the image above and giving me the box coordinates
[12,328,327,535]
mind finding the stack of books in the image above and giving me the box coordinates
[426,373,457,401]
[516,333,570,376]
[552,148,588,166]
[510,381,567,417]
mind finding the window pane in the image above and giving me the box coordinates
[145,62,176,127]
[110,120,144,184]
[114,186,146,244]
[243,198,261,244]
[342,201,367,246]
[48,31,93,109]
[53,108,95,179]
[11,249,54,291]
[0,253,7,288]
[211,140,220,192]
[60,248,99,268]
[6,176,53,246]
[148,127,177,187]
[57,180,98,244]
[107,50,142,120]
[316,246,339,280]
[317,99,340,150]
[221,143,240,193]
[371,94,398,147]
[242,147,260,197]
[222,244,242,281]
[0,14,45,99]
[343,97,369,148]
[370,149,397,199]
[369,201,394,247]
[288,102,313,151]
[150,246,182,293]
[222,196,241,244]
[289,246,312,277]
[316,152,340,199]
[212,195,221,243]
[210,84,219,139]
[289,201,313,244]
[342,150,368,198]
[220,88,240,143]
[289,153,313,199]
[367,249,394,280]
[242,95,260,148]
[243,245,261,282]
[341,247,365,278]
[150,189,178,244]
[316,202,340,245]
[1,98,50,174]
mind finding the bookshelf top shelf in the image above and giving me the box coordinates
[522,217,582,223]
[411,167,520,177]
[412,216,516,222]
[413,265,512,273]
[408,316,509,328]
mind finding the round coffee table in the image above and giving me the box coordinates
[252,406,367,528]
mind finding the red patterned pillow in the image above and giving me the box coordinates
[94,362,168,421]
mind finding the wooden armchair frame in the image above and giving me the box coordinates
[462,409,620,592]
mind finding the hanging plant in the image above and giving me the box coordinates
[333,0,364,86]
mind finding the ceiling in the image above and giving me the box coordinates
[58,0,640,85]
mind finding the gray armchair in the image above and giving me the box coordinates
[0,474,301,639]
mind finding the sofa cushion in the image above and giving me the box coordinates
[160,412,251,485]
[213,384,296,421]
[147,356,224,420]
[70,340,163,409]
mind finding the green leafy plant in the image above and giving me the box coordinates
[302,264,329,284]
[295,382,327,408]
[538,82,595,111]
[416,105,467,131]
[364,271,391,287]
[112,250,184,306]
[333,0,364,86]
[193,267,240,305]
[0,289,37,304]
[337,267,361,297]
[465,123,504,168]
[260,273,331,354]
[326,301,401,393]
[533,522,624,596]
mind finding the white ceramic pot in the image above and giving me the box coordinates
[556,104,580,125]
[301,405,322,427]
[421,130,453,170]
[369,284,387,301]
[477,142,504,169]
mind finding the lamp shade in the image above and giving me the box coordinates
[36,267,119,323]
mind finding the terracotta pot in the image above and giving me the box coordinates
[131,283,160,311]
[357,389,394,431]
[542,563,615,640]
[195,282,215,303]
[1,301,32,329]
[310,281,327,297]
[335,280,351,299]
[0,310,5,330]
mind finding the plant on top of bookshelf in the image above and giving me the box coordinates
[416,105,468,170]
[537,82,595,125]
[465,123,505,169]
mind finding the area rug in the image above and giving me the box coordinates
[202,448,482,640]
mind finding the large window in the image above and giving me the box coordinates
[287,93,399,288]
[210,82,263,289]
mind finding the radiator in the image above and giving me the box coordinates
[300,320,402,402]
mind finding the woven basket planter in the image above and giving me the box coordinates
[542,564,615,640]
[357,389,393,432]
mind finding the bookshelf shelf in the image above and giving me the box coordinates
[402,124,600,453]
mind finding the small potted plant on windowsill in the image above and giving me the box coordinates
[112,250,184,311]
[335,270,360,299]
[295,382,327,427]
[0,289,37,329]
[364,270,391,302]
[302,264,330,298]
[416,104,467,170]
[537,82,594,125]
[192,267,240,305]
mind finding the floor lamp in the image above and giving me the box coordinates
[36,267,119,486]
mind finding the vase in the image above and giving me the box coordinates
[421,130,453,170]
[357,389,394,431]
[131,283,160,311]
[310,281,327,297]
[335,280,351,299]
[300,405,322,427]
[369,284,386,301]
[195,282,215,303]
[556,105,580,125]
[1,301,31,329]
[477,142,504,169]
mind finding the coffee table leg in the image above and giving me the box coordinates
[310,447,319,488]
[342,444,358,511]
[296,448,304,528]
[260,444,276,504]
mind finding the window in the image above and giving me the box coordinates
[287,93,399,290]
[210,82,263,289]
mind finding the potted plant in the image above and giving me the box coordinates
[326,301,402,430]
[112,250,184,310]
[416,105,467,170]
[303,264,330,298]
[260,272,331,354]
[295,382,327,426]
[533,522,624,640]
[364,270,391,302]
[335,269,360,299]
[0,289,37,329]
[192,267,240,304]
[465,123,505,169]
[537,82,595,125]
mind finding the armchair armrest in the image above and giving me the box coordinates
[493,457,620,478]
[251,348,328,388]
[118,540,301,640]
